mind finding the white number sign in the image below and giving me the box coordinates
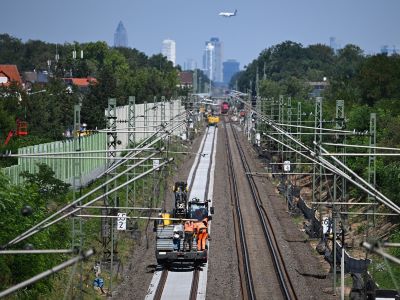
[153,159,160,171]
[117,213,127,231]
[283,160,291,172]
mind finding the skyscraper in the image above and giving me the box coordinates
[203,42,214,80]
[223,59,240,85]
[114,21,128,48]
[202,37,223,82]
[329,37,341,54]
[162,39,176,66]
[184,58,197,71]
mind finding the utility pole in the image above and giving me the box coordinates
[126,96,136,210]
[368,113,377,223]
[312,97,323,237]
[296,102,302,166]
[103,98,118,293]
[72,104,83,299]
[333,99,344,295]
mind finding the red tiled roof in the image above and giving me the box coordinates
[179,71,193,85]
[0,65,22,86]
[63,77,97,87]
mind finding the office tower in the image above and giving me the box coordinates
[203,42,214,80]
[114,21,128,48]
[162,39,176,66]
[184,59,197,71]
[223,59,240,85]
[202,37,223,82]
[329,37,342,54]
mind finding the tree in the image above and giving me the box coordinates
[0,172,70,297]
[20,163,70,204]
[259,79,283,99]
[357,54,400,105]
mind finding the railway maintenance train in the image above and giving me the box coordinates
[207,114,220,127]
[221,101,229,114]
[155,181,214,265]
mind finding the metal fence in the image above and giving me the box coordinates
[1,99,186,186]
[2,133,107,186]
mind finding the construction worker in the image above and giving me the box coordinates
[196,219,208,251]
[184,220,194,251]
[173,223,183,251]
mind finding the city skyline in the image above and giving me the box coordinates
[1,1,400,69]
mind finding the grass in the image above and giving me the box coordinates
[292,214,304,226]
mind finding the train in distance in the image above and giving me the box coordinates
[221,101,229,115]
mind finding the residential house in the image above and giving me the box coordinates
[0,65,22,87]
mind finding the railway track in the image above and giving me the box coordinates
[225,123,255,300]
[152,267,200,300]
[146,126,217,300]
[225,120,298,300]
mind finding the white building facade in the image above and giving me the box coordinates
[162,39,176,66]
[202,37,223,83]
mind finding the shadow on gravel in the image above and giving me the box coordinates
[146,264,160,273]
[145,262,204,273]
[167,263,205,273]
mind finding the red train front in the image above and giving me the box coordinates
[220,101,229,114]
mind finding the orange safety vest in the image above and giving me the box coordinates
[193,221,202,233]
[184,221,194,232]
[197,221,207,233]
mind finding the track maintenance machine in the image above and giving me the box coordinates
[207,114,220,127]
[155,182,214,265]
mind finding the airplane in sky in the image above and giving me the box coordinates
[219,9,237,17]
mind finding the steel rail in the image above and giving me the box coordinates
[189,268,200,300]
[232,125,298,300]
[187,126,212,195]
[225,123,256,300]
[153,124,215,300]
[153,269,168,300]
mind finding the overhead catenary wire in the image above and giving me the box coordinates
[4,149,161,247]
[4,116,186,248]
[234,95,400,215]
[8,155,164,160]
[322,143,400,152]
[320,152,400,157]
[273,122,359,134]
[362,242,400,265]
[316,142,400,214]
[76,214,199,222]
[8,158,173,246]
[0,249,75,255]
[100,114,186,176]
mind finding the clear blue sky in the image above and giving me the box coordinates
[2,0,400,69]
